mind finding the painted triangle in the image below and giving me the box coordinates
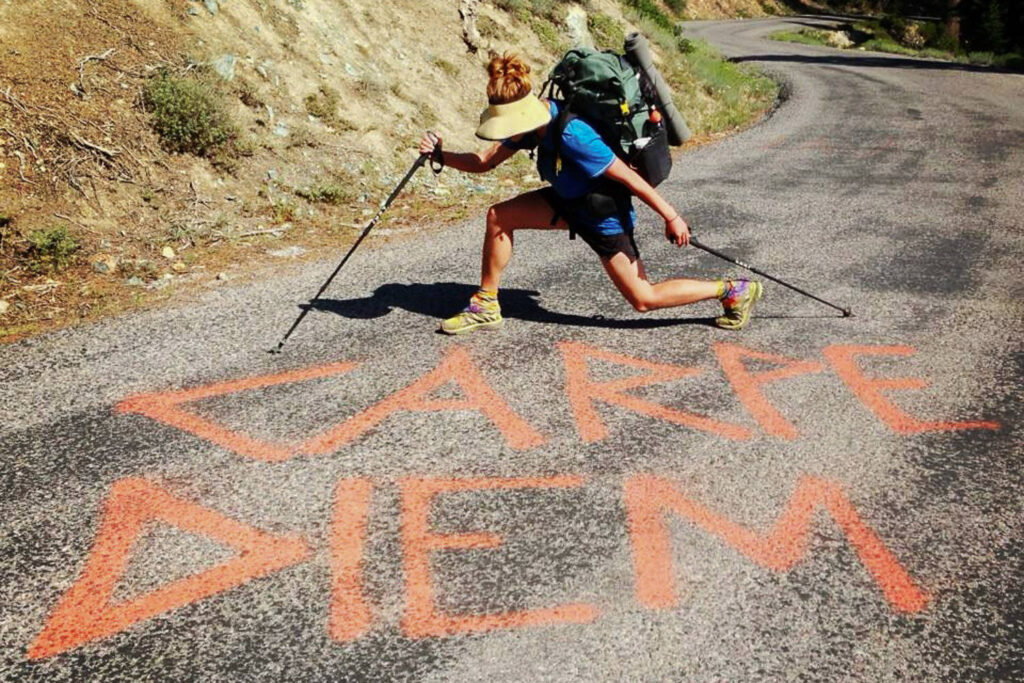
[116,361,358,462]
[27,478,310,660]
[112,524,236,603]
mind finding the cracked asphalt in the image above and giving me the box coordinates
[2,16,1022,682]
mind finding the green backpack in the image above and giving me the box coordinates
[543,47,671,186]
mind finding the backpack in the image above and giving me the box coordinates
[542,47,672,188]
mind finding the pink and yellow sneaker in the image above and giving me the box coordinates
[439,294,503,335]
[716,280,763,330]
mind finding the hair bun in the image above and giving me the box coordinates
[486,53,533,104]
[488,53,530,79]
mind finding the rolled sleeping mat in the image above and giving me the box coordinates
[624,32,691,146]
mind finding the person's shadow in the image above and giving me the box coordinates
[309,282,717,330]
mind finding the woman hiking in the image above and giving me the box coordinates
[419,53,762,335]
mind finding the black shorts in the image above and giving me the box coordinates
[538,187,640,262]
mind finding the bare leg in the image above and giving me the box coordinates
[481,189,567,290]
[601,251,720,312]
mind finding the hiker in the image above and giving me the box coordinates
[419,53,762,335]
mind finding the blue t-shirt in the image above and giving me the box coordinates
[502,100,634,235]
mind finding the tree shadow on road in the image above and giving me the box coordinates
[309,281,719,330]
[731,53,1008,74]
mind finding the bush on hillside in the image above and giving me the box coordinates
[589,12,626,50]
[27,225,79,273]
[493,0,573,24]
[305,86,341,124]
[917,21,959,52]
[622,0,674,31]
[296,183,355,205]
[665,0,687,15]
[478,15,510,43]
[143,73,236,157]
[532,16,566,52]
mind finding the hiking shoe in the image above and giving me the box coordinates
[716,280,763,330]
[440,298,503,335]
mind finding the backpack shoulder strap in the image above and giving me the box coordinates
[552,99,577,177]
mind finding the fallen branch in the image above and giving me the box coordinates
[22,281,61,293]
[189,179,213,208]
[67,173,86,196]
[21,135,40,163]
[69,131,120,158]
[53,213,99,235]
[77,48,117,96]
[234,225,293,238]
[12,150,37,185]
[0,86,30,114]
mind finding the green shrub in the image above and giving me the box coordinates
[287,124,320,149]
[296,183,355,205]
[143,73,236,157]
[662,37,777,134]
[531,17,566,52]
[305,86,340,123]
[478,15,510,42]
[917,20,958,52]
[997,53,1024,70]
[433,58,459,77]
[493,0,527,14]
[621,0,674,31]
[967,51,996,65]
[920,47,955,60]
[879,15,907,41]
[630,14,678,54]
[664,0,687,15]
[273,198,298,222]
[494,0,572,24]
[27,225,79,273]
[235,79,264,108]
[589,12,625,51]
[853,19,889,41]
[769,28,831,47]
[860,38,915,55]
[528,0,559,22]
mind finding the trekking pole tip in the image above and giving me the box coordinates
[842,308,854,318]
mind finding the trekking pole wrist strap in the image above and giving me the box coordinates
[430,141,444,175]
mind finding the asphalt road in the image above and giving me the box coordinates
[2,16,1022,682]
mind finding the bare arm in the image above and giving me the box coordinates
[602,157,691,246]
[418,133,520,174]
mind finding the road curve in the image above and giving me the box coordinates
[1,16,1022,681]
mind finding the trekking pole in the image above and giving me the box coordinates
[269,151,432,353]
[690,237,853,317]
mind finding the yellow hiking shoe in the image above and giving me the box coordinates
[716,280,763,330]
[439,296,503,335]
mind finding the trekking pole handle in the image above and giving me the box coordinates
[426,131,444,174]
